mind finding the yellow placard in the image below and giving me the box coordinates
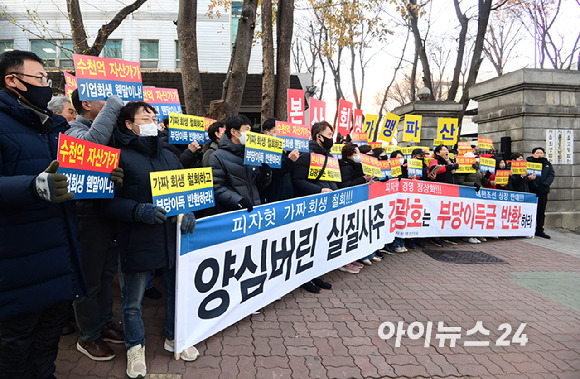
[480,157,496,171]
[436,118,459,145]
[511,161,527,175]
[150,167,213,197]
[308,154,342,182]
[245,131,284,154]
[496,170,510,185]
[527,162,543,175]
[402,115,422,143]
[408,158,423,169]
[384,145,400,153]
[168,113,205,131]
[478,137,493,150]
[363,114,378,143]
[389,158,402,177]
[456,157,476,173]
[377,113,400,144]
[330,143,344,157]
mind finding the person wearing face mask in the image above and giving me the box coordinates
[508,153,535,193]
[66,88,127,361]
[527,147,555,239]
[0,50,85,378]
[259,118,300,203]
[209,114,271,214]
[102,101,199,378]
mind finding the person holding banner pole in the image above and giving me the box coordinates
[291,121,337,293]
[0,50,84,379]
[527,147,555,239]
[67,89,126,361]
[209,114,271,214]
[102,101,199,378]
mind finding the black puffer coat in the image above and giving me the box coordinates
[338,158,366,188]
[527,156,555,194]
[209,133,268,213]
[103,127,182,273]
[292,140,339,196]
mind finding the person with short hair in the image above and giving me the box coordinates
[0,49,84,378]
[202,121,225,167]
[527,147,555,239]
[48,94,77,122]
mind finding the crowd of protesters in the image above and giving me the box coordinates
[0,50,555,379]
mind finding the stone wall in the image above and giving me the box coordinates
[470,68,580,230]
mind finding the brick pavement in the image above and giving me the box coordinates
[56,230,580,378]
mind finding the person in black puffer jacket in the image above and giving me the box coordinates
[0,50,85,378]
[527,147,555,239]
[101,101,199,378]
[428,144,459,184]
[209,114,271,214]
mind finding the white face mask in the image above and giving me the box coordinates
[238,131,246,145]
[353,155,362,163]
[137,122,159,137]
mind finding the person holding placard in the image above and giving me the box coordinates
[527,147,555,239]
[0,50,83,379]
[102,101,199,378]
[508,153,535,193]
[209,114,271,214]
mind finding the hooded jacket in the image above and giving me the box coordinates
[102,127,182,273]
[292,140,339,196]
[527,156,555,194]
[0,89,85,321]
[209,133,267,213]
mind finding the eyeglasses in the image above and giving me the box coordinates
[10,72,52,86]
[133,117,157,124]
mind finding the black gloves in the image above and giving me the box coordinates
[259,163,271,181]
[475,183,481,192]
[484,171,492,179]
[133,203,167,224]
[238,198,253,212]
[110,167,124,188]
[450,163,460,170]
[34,160,75,203]
[472,162,480,170]
[180,212,196,234]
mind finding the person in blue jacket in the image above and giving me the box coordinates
[0,50,85,378]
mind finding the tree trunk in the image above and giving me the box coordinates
[261,0,275,124]
[446,0,469,101]
[177,0,206,116]
[274,0,294,121]
[68,0,148,56]
[210,0,258,121]
[408,0,434,100]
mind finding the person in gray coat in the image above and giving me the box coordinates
[66,89,126,361]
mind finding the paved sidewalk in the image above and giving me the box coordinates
[57,230,580,378]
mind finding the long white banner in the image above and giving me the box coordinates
[175,180,537,352]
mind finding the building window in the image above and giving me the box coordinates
[140,40,159,69]
[102,40,122,59]
[175,40,180,70]
[30,40,74,68]
[0,40,14,54]
[231,0,243,48]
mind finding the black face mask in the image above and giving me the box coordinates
[14,79,53,109]
[319,135,334,150]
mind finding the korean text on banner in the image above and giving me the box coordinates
[496,170,510,185]
[150,167,214,216]
[336,99,353,137]
[378,113,400,144]
[403,115,422,143]
[275,121,310,153]
[456,157,476,173]
[360,155,381,177]
[244,131,284,168]
[364,114,378,142]
[57,134,120,199]
[64,71,77,100]
[480,157,496,174]
[143,87,182,120]
[527,162,542,177]
[379,160,392,178]
[434,118,459,146]
[330,144,344,160]
[384,145,400,154]
[168,112,206,145]
[174,180,537,351]
[73,54,143,101]
[389,158,402,177]
[351,132,368,145]
[353,109,364,133]
[308,153,341,182]
[478,137,493,150]
[309,98,326,130]
[287,89,305,125]
[408,158,423,178]
[458,141,472,156]
[511,161,527,175]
